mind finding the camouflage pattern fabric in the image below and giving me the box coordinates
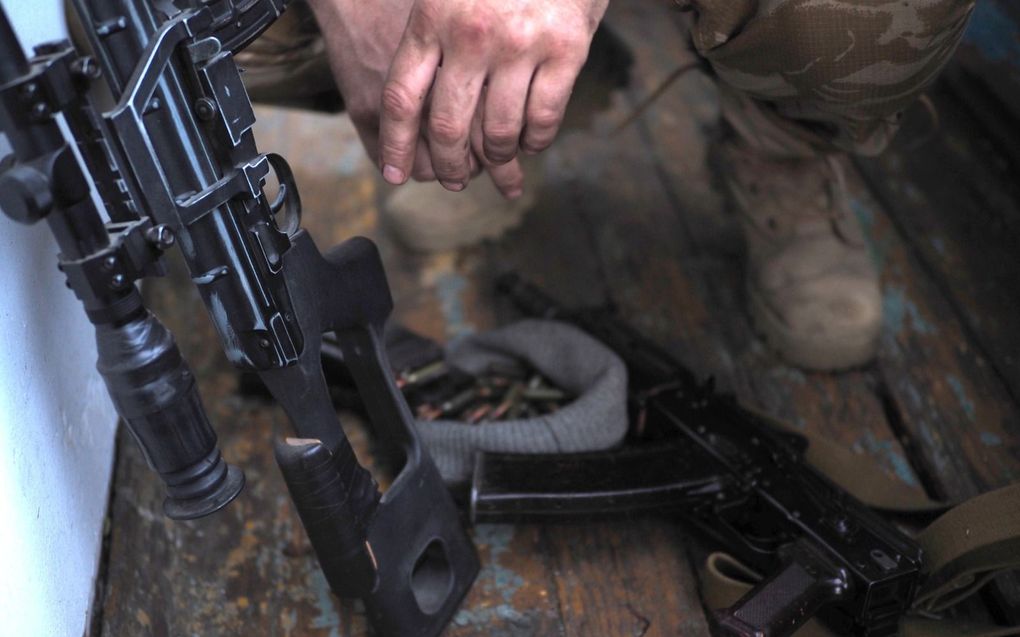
[678,0,976,155]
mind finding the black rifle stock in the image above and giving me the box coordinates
[0,3,477,635]
[476,274,924,637]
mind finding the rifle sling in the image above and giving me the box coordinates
[699,421,1020,636]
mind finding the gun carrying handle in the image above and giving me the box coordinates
[712,540,851,637]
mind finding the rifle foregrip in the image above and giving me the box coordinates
[275,437,380,597]
[713,540,851,637]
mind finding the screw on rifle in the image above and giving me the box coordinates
[194,98,218,121]
[144,97,161,114]
[95,17,128,37]
[102,255,118,270]
[20,83,39,100]
[833,517,851,536]
[259,338,271,348]
[70,57,101,81]
[110,274,127,289]
[31,102,51,120]
[145,224,176,250]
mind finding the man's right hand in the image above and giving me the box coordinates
[307,0,527,198]
[377,0,608,194]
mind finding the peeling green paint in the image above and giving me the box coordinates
[851,198,892,270]
[945,374,976,421]
[476,524,524,604]
[769,366,806,386]
[883,286,936,336]
[436,271,475,338]
[455,524,531,632]
[964,1,1020,66]
[855,430,919,487]
[980,431,1003,447]
[308,568,341,637]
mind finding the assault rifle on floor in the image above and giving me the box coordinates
[0,2,476,635]
[478,274,1020,637]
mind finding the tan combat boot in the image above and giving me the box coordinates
[717,143,882,371]
[381,160,541,253]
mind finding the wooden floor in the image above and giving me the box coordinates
[95,2,1020,635]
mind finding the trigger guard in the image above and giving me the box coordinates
[266,152,301,237]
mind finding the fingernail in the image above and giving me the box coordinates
[441,181,466,192]
[506,188,523,200]
[383,164,406,184]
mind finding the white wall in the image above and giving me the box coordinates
[0,3,119,637]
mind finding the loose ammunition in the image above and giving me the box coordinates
[489,382,525,420]
[466,403,493,424]
[396,360,448,389]
[416,403,443,421]
[507,401,529,420]
[440,387,480,416]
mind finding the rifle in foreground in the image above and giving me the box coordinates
[477,274,925,637]
[0,3,476,635]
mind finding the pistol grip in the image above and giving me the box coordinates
[713,540,850,637]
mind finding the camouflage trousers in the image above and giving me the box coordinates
[678,0,976,156]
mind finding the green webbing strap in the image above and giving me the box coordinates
[749,406,950,513]
[699,421,1020,636]
[914,484,1020,613]
[800,433,948,513]
[700,544,1020,637]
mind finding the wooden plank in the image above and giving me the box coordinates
[543,521,709,637]
[854,84,1020,404]
[842,163,1020,498]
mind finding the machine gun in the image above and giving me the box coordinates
[475,275,926,637]
[0,2,477,635]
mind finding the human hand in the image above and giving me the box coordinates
[377,0,609,192]
[308,0,529,198]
